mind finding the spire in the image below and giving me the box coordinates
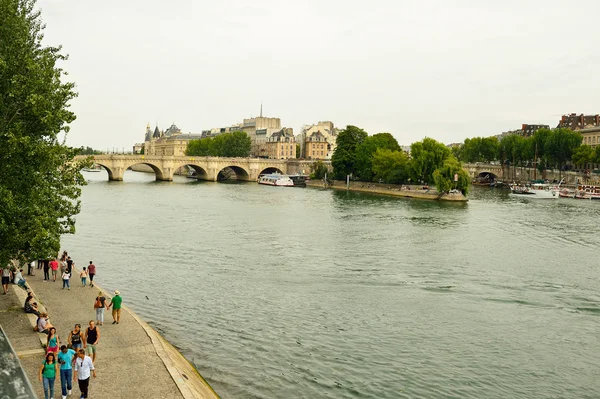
[260,101,263,118]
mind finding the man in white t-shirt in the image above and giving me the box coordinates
[73,349,96,399]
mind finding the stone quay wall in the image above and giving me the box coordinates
[306,179,468,202]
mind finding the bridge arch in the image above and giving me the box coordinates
[125,162,167,181]
[217,165,250,181]
[477,171,498,180]
[173,164,209,181]
[259,167,284,177]
[92,163,115,180]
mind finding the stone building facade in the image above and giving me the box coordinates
[143,123,202,156]
[305,131,329,160]
[298,121,338,159]
[266,128,296,159]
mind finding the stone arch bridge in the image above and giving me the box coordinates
[76,155,312,182]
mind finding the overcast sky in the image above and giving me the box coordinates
[40,0,599,150]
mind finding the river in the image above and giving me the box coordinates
[62,170,600,399]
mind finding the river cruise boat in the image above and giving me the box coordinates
[560,185,600,200]
[258,173,294,187]
[510,183,560,199]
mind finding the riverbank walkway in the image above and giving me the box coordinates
[0,270,219,399]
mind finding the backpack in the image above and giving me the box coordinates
[94,298,102,309]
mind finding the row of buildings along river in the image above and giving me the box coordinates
[133,111,600,163]
[134,110,340,161]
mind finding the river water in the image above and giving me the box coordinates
[63,170,600,399]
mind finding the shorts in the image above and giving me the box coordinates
[47,346,58,354]
[89,273,95,281]
[1,277,9,285]
[86,344,96,355]
[112,308,121,319]
[51,269,57,276]
[72,342,82,350]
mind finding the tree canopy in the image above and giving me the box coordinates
[186,131,251,157]
[371,148,410,184]
[432,156,471,195]
[0,0,85,267]
[331,125,368,179]
[410,137,451,184]
[354,132,401,181]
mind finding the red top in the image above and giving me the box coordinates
[50,260,59,270]
[88,264,96,274]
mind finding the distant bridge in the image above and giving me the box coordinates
[76,155,320,182]
[463,163,504,179]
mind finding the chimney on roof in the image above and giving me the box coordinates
[522,124,527,130]
[581,114,585,128]
[596,115,599,126]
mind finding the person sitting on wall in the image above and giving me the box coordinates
[13,268,28,290]
[24,291,40,316]
[36,312,54,334]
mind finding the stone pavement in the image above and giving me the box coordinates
[0,271,219,399]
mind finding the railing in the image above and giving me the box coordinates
[0,325,38,398]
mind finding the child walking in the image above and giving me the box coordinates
[80,267,87,287]
[62,270,71,290]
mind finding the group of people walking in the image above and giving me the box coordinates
[18,250,124,399]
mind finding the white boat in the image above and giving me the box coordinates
[510,183,560,199]
[258,173,294,187]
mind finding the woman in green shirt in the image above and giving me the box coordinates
[38,352,59,399]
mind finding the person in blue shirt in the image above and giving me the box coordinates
[57,345,76,399]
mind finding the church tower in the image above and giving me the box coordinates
[144,122,152,142]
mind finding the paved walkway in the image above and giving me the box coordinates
[0,269,219,399]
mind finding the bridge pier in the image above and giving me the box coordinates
[108,167,124,181]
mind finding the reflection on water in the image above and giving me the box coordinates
[62,172,600,399]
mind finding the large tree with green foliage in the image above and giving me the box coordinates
[186,131,251,157]
[432,157,471,195]
[572,144,594,168]
[310,160,328,180]
[0,0,85,267]
[371,148,410,184]
[544,128,582,172]
[409,137,451,184]
[331,125,368,180]
[354,132,400,181]
[461,137,499,163]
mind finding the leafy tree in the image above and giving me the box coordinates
[354,133,400,181]
[371,148,410,184]
[224,130,251,157]
[310,160,328,179]
[544,128,581,173]
[77,146,103,155]
[186,137,212,156]
[331,125,368,180]
[572,144,594,168]
[432,156,471,195]
[532,128,552,173]
[409,137,451,184]
[296,143,301,159]
[595,146,600,164]
[461,137,499,163]
[450,144,463,161]
[0,0,86,267]
[186,131,251,157]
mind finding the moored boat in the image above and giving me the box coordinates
[510,183,560,199]
[258,173,294,187]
